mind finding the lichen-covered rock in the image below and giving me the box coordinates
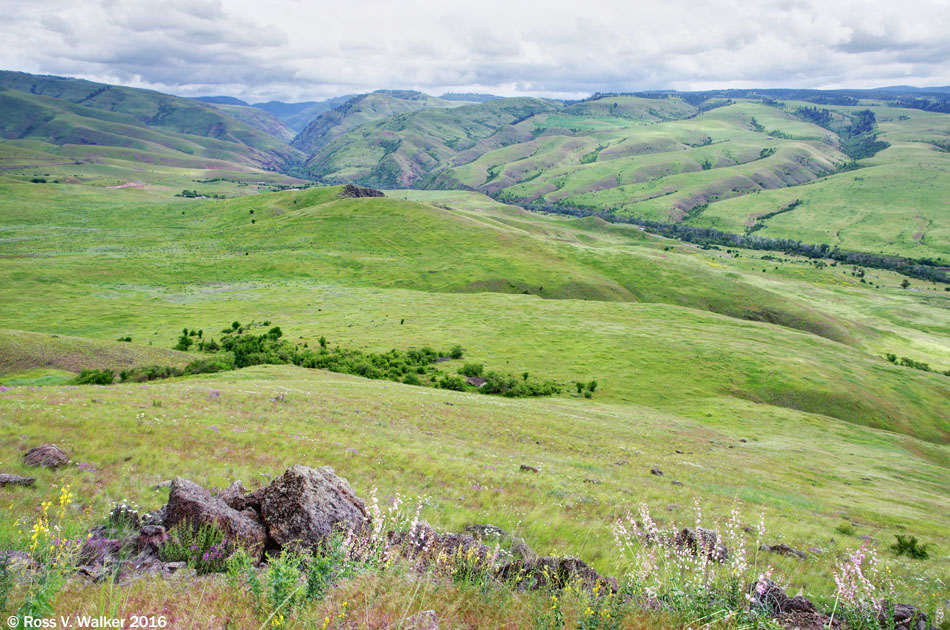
[163,476,266,557]
[23,444,69,469]
[881,602,929,630]
[259,465,369,551]
[496,555,616,593]
[463,524,536,561]
[676,527,728,562]
[0,473,35,487]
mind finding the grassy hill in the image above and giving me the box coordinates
[291,90,488,156]
[302,97,563,186]
[0,71,303,170]
[0,329,192,384]
[0,181,947,441]
[200,102,297,143]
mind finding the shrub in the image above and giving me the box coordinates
[119,365,183,382]
[438,375,468,391]
[173,334,194,351]
[891,535,929,559]
[159,523,234,575]
[74,369,114,385]
[184,356,234,375]
[460,363,484,377]
[835,522,856,536]
[449,344,465,359]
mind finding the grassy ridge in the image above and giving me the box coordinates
[0,329,192,377]
[0,71,304,170]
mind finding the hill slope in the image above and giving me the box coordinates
[291,90,473,156]
[0,71,303,169]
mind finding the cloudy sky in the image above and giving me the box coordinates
[1,0,948,102]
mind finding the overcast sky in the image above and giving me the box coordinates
[1,0,948,102]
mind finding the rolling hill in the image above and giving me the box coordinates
[291,90,478,156]
[0,70,303,170]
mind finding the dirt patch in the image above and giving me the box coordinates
[106,180,145,189]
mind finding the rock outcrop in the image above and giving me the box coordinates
[163,477,266,557]
[676,527,728,562]
[0,473,35,487]
[259,465,369,552]
[339,184,384,198]
[23,444,69,469]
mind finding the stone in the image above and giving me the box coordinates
[163,476,266,557]
[749,579,817,615]
[760,542,807,560]
[0,473,35,488]
[217,480,248,511]
[671,480,684,486]
[519,464,540,473]
[259,465,369,552]
[134,525,168,554]
[880,603,929,630]
[676,527,728,562]
[463,524,535,561]
[23,443,69,469]
[650,467,663,476]
[496,556,616,593]
[339,184,384,198]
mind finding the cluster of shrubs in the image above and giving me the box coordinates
[885,353,950,376]
[73,322,571,398]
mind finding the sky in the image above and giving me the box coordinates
[1,0,948,103]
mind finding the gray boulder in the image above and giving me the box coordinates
[259,465,369,551]
[0,473,35,487]
[23,444,69,469]
[163,477,266,557]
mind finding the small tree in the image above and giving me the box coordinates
[900,278,910,289]
[174,334,194,351]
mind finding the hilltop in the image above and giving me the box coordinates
[291,90,480,156]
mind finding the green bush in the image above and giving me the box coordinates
[892,535,929,559]
[460,363,484,377]
[73,369,115,385]
[449,344,465,359]
[120,365,184,382]
[159,523,234,575]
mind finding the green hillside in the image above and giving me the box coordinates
[302,97,563,185]
[0,71,303,169]
[299,92,950,261]
[0,181,947,441]
[291,90,470,155]
[202,102,297,143]
[0,329,192,383]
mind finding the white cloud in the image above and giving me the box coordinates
[0,0,947,101]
